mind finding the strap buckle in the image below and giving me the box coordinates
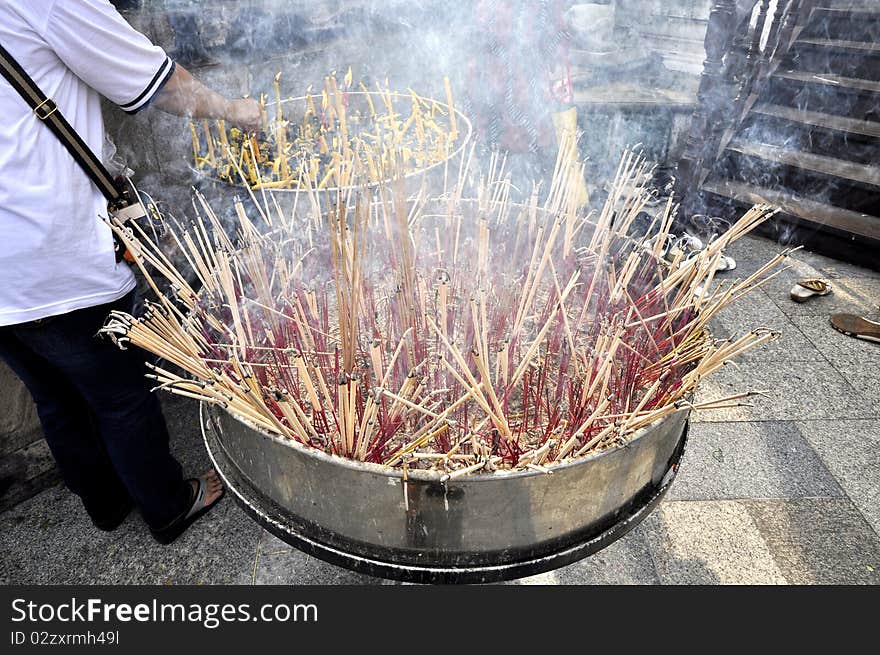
[34,98,58,120]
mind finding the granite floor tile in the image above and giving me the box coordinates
[511,521,660,585]
[797,419,880,537]
[641,500,787,584]
[791,315,880,363]
[706,289,824,362]
[0,392,260,584]
[828,358,880,416]
[692,358,877,422]
[668,421,842,501]
[784,248,880,280]
[252,532,395,585]
[762,277,880,319]
[724,237,878,282]
[724,235,790,277]
[255,516,660,586]
[788,315,880,416]
[742,498,880,585]
[257,529,299,556]
[511,571,562,584]
[0,484,260,584]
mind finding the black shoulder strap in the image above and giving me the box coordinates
[0,41,125,207]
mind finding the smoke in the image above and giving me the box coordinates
[117,1,697,200]
[714,0,880,248]
[109,0,878,254]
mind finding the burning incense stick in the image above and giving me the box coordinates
[104,142,783,475]
[191,71,468,191]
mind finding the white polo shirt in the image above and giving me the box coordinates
[0,0,174,326]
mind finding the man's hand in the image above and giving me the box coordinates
[226,98,262,133]
[154,65,262,133]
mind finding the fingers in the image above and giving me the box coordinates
[228,98,262,133]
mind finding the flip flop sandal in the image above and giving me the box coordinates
[790,278,831,303]
[642,233,674,257]
[151,473,225,545]
[714,254,737,272]
[680,234,704,252]
[830,313,880,344]
[677,251,735,274]
[668,234,704,260]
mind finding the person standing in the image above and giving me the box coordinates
[0,0,261,543]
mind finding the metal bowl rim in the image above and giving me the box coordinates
[209,401,689,484]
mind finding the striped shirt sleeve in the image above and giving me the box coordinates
[42,0,174,113]
[119,57,176,114]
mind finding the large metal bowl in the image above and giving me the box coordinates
[195,189,688,584]
[201,400,689,583]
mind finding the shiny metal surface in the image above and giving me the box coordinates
[201,401,689,581]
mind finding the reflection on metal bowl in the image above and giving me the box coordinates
[201,401,689,583]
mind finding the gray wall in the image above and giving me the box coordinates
[106,1,717,192]
[0,361,58,512]
[614,0,713,74]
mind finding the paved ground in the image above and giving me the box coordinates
[1,234,878,585]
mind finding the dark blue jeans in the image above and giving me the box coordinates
[0,291,191,530]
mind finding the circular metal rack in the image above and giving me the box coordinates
[192,91,473,199]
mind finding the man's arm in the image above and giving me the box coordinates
[153,65,262,133]
[43,0,262,132]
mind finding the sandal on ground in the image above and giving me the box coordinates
[790,278,832,303]
[714,254,736,272]
[830,313,880,344]
[678,251,736,275]
[150,470,225,545]
[668,234,704,260]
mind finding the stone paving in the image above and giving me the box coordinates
[1,235,878,585]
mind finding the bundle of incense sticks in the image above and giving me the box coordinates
[103,139,790,474]
[190,70,466,191]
